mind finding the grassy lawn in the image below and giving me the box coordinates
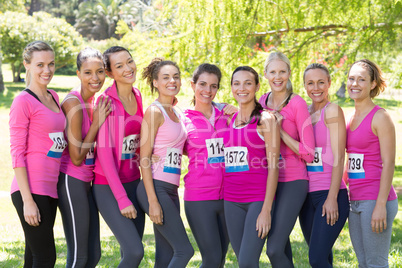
[0,64,401,267]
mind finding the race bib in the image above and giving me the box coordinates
[205,138,224,163]
[163,148,183,174]
[225,146,249,173]
[348,153,365,179]
[85,143,95,165]
[122,134,140,160]
[306,147,323,172]
[47,132,67,158]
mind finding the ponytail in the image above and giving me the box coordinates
[142,57,180,94]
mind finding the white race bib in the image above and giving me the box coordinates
[47,132,67,158]
[85,143,95,165]
[122,134,140,160]
[205,138,224,163]
[348,153,365,179]
[163,148,183,174]
[225,146,249,173]
[306,147,323,172]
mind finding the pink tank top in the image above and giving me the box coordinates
[346,105,397,201]
[223,112,268,202]
[307,103,346,192]
[151,101,187,186]
[60,91,95,182]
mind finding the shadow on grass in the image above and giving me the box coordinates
[0,82,72,109]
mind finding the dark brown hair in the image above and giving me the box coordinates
[103,46,132,72]
[142,57,180,94]
[192,63,222,105]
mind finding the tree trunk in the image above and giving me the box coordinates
[0,52,4,93]
[29,0,42,15]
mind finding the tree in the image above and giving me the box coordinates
[121,0,401,98]
[0,11,83,82]
[0,0,25,92]
[75,0,146,40]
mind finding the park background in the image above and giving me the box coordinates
[0,0,401,267]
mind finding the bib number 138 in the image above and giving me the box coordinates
[47,132,67,158]
[225,146,249,173]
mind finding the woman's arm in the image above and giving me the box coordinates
[322,104,346,226]
[62,96,111,166]
[9,96,40,226]
[277,97,315,162]
[371,109,396,233]
[140,106,164,225]
[256,112,280,239]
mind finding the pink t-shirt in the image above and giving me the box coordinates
[259,93,315,182]
[346,105,397,201]
[183,104,229,201]
[60,90,95,182]
[151,101,187,186]
[223,112,268,202]
[10,90,66,198]
[307,103,347,192]
[93,82,143,210]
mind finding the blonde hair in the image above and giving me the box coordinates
[264,51,293,93]
[23,41,54,86]
[349,59,386,99]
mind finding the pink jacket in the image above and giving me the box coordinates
[93,82,143,210]
[259,93,315,182]
[183,104,229,201]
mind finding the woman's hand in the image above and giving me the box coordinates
[256,209,271,239]
[24,200,41,226]
[322,197,339,226]
[93,96,112,126]
[223,104,238,116]
[121,204,137,219]
[149,201,164,225]
[371,203,387,233]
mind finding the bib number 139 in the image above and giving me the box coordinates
[306,147,323,172]
[225,146,249,173]
[347,153,365,179]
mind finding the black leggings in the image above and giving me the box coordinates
[93,180,145,268]
[11,191,58,268]
[299,189,349,268]
[224,200,266,268]
[58,172,101,268]
[137,180,194,268]
[185,200,229,268]
[266,180,308,268]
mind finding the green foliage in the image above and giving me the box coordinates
[109,0,401,101]
[0,11,83,81]
[0,0,25,12]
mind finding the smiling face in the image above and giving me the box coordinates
[153,65,181,97]
[304,68,331,104]
[231,70,260,105]
[264,59,290,93]
[24,50,55,88]
[77,57,106,94]
[191,72,219,105]
[106,51,136,85]
[347,64,376,101]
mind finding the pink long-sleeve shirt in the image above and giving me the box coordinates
[93,82,143,210]
[259,93,315,182]
[10,89,66,198]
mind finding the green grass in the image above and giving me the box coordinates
[0,66,401,267]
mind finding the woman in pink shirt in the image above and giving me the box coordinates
[346,59,398,267]
[183,63,236,268]
[9,41,66,267]
[137,58,193,267]
[258,52,315,268]
[58,47,111,268]
[224,66,279,267]
[92,46,145,267]
[298,63,349,267]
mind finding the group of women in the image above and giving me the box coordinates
[9,40,398,268]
